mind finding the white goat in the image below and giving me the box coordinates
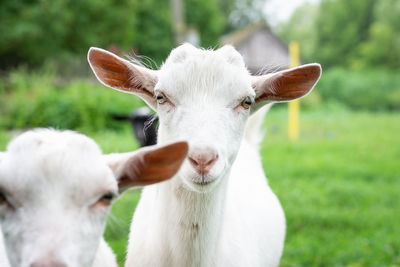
[88,43,321,267]
[0,129,188,267]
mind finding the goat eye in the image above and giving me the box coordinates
[241,96,253,109]
[155,92,168,104]
[0,192,8,206]
[97,192,116,206]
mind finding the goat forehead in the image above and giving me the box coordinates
[166,44,245,67]
[8,148,107,179]
[0,150,115,203]
[159,49,253,100]
[7,129,102,155]
[2,129,111,185]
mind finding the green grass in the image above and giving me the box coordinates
[262,108,400,266]
[1,108,399,266]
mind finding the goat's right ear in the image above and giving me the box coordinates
[105,142,188,193]
[88,47,158,110]
[251,64,321,113]
[0,152,5,163]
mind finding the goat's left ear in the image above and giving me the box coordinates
[105,142,188,193]
[88,47,159,110]
[0,152,5,163]
[251,63,321,113]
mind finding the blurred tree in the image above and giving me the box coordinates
[130,0,173,63]
[216,0,236,25]
[0,0,230,68]
[278,3,319,63]
[185,0,225,47]
[313,0,376,68]
[278,0,400,70]
[0,0,141,67]
[228,0,266,29]
[356,0,400,69]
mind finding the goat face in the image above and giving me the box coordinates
[154,45,254,190]
[0,131,117,267]
[88,43,321,192]
[0,130,188,266]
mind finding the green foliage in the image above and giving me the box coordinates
[0,68,145,131]
[317,68,400,110]
[279,0,400,70]
[314,0,376,68]
[105,190,141,265]
[0,0,230,67]
[278,3,319,63]
[355,0,400,69]
[300,90,323,110]
[130,0,173,63]
[185,0,225,47]
[0,0,139,66]
[280,0,400,111]
[227,0,266,29]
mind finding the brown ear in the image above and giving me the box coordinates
[251,64,321,112]
[105,142,188,193]
[87,47,158,109]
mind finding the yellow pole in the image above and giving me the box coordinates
[288,42,300,141]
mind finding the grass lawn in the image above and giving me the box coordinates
[262,108,400,266]
[0,107,399,266]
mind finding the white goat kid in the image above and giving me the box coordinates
[88,44,321,267]
[0,129,188,267]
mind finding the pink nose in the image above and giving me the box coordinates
[188,151,218,175]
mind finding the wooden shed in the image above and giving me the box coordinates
[221,22,289,74]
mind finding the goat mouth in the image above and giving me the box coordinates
[191,175,215,186]
[192,179,213,186]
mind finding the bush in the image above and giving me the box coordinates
[316,68,400,111]
[0,0,227,68]
[0,68,145,131]
[300,90,323,110]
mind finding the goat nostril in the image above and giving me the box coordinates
[188,153,218,175]
[188,157,199,167]
[206,154,218,165]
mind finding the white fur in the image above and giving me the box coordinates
[0,129,118,267]
[125,45,285,267]
[0,231,10,267]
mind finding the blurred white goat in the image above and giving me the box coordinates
[88,43,321,267]
[0,129,188,267]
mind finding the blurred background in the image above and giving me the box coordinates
[0,0,399,266]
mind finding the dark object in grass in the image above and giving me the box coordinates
[112,107,158,147]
